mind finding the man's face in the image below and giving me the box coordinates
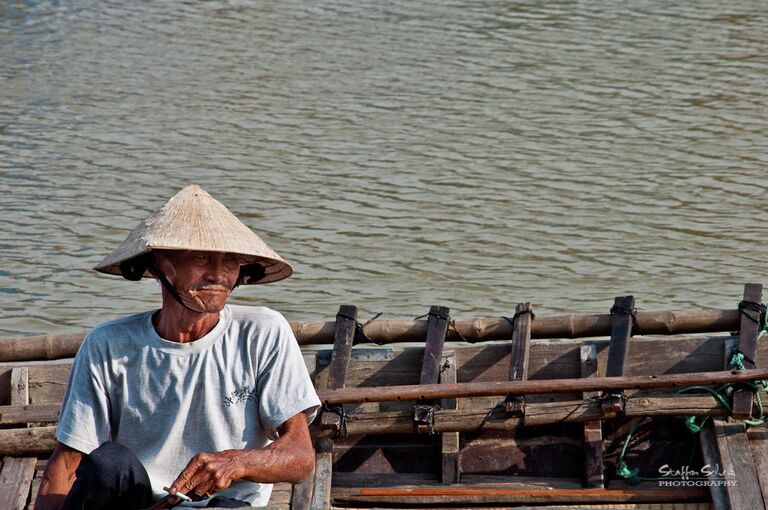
[153,250,243,313]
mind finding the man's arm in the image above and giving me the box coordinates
[169,411,314,499]
[34,442,84,510]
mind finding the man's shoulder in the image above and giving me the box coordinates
[227,304,288,326]
[86,310,153,345]
[226,305,294,344]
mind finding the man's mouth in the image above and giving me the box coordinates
[193,286,229,293]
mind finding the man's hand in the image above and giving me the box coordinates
[170,449,246,499]
[170,411,314,499]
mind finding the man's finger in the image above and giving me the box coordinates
[191,475,217,499]
[171,454,209,495]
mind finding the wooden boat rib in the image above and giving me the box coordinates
[1,283,767,509]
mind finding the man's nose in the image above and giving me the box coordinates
[202,256,236,282]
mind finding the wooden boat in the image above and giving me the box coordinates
[2,283,768,509]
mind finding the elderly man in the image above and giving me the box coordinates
[36,185,320,510]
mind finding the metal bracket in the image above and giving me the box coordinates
[413,403,438,435]
[505,395,526,416]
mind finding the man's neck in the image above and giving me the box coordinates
[152,299,221,343]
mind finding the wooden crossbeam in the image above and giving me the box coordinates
[505,303,533,415]
[10,368,29,406]
[419,306,450,386]
[732,283,763,419]
[581,344,604,488]
[414,306,450,434]
[0,403,60,425]
[602,296,635,415]
[440,351,459,484]
[310,305,358,510]
[290,354,318,510]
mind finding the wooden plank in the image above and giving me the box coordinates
[310,439,333,510]
[3,334,754,411]
[290,462,314,510]
[289,353,317,510]
[0,365,71,406]
[747,425,768,510]
[10,368,29,406]
[602,296,634,415]
[440,351,459,484]
[28,475,42,510]
[331,482,708,505]
[699,421,729,510]
[3,308,741,360]
[320,305,358,431]
[325,305,358,391]
[506,302,533,415]
[312,394,728,438]
[0,403,60,425]
[732,283,763,419]
[313,305,357,510]
[319,367,768,406]
[414,305,450,434]
[580,344,603,488]
[0,427,57,456]
[0,456,37,510]
[420,306,450,385]
[712,421,764,510]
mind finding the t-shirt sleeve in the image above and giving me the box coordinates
[256,314,320,440]
[55,331,112,454]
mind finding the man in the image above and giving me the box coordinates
[35,185,320,509]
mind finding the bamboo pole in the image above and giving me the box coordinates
[315,394,729,438]
[318,368,768,405]
[0,308,741,362]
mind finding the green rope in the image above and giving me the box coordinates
[615,420,644,484]
[616,309,768,484]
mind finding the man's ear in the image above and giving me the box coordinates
[237,263,266,286]
[119,254,150,281]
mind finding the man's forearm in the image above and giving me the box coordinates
[35,443,82,510]
[238,431,314,484]
[171,412,315,498]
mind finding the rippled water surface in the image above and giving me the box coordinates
[1,1,767,336]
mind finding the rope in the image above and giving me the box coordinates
[616,301,768,483]
[322,404,348,439]
[610,304,640,336]
[739,300,767,327]
[502,308,536,329]
[338,311,383,345]
[448,319,469,342]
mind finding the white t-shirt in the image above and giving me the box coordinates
[56,304,320,507]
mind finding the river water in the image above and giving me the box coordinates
[1,1,767,336]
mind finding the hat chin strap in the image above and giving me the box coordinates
[148,261,207,314]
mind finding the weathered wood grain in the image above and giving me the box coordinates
[712,421,764,510]
[0,456,37,510]
[732,283,762,419]
[439,351,459,484]
[1,308,742,361]
[506,302,533,415]
[319,368,768,406]
[0,427,57,456]
[0,403,60,425]
[581,344,603,488]
[747,425,768,510]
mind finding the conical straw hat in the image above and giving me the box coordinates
[94,185,293,284]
